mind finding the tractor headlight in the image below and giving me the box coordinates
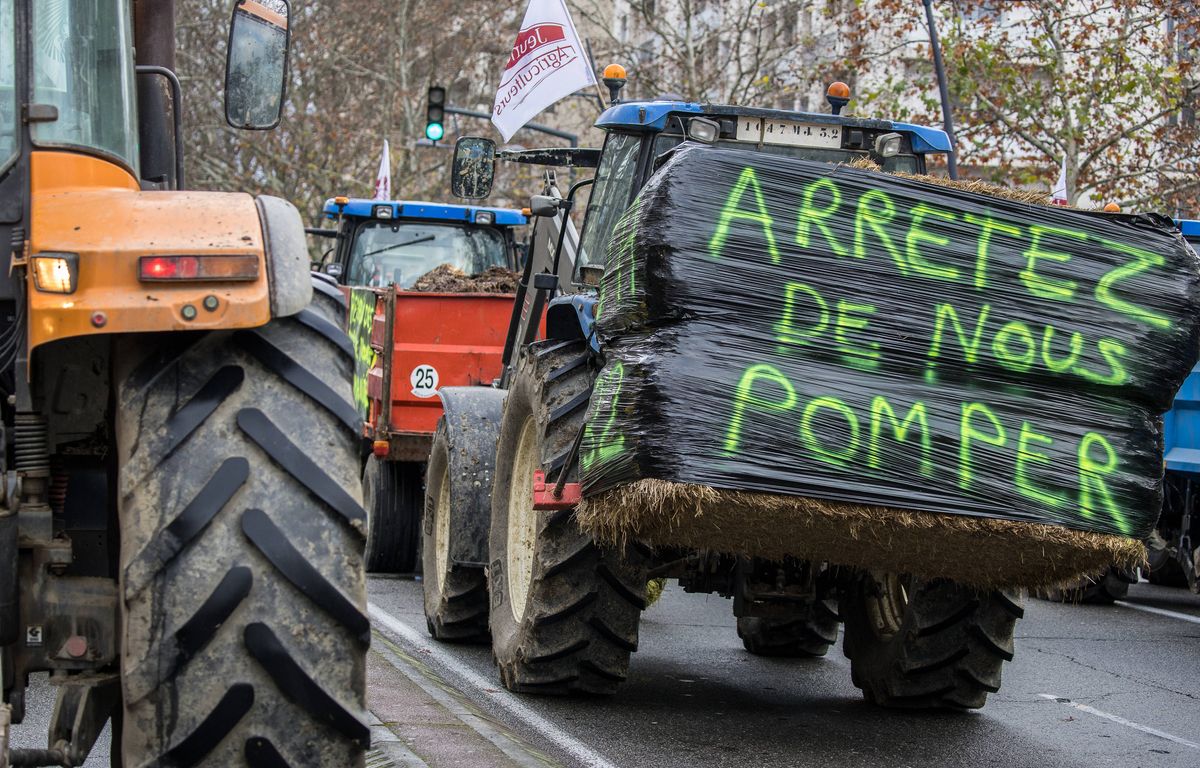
[687,117,721,145]
[32,253,79,294]
[475,211,495,225]
[373,204,394,219]
[874,132,903,158]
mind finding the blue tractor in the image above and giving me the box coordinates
[1042,220,1200,603]
[307,197,527,574]
[1151,220,1200,591]
[421,77,1024,709]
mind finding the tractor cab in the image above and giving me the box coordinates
[1181,218,1200,251]
[567,95,950,277]
[1153,218,1200,590]
[313,198,527,574]
[454,85,950,282]
[317,198,527,288]
[449,82,951,381]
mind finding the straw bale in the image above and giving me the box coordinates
[576,479,1145,590]
[845,155,1058,207]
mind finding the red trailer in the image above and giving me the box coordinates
[317,197,528,571]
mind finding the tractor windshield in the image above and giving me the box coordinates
[346,221,508,289]
[576,132,641,271]
[0,0,15,172]
[31,0,139,172]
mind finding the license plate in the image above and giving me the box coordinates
[735,118,843,149]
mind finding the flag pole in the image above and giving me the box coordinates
[923,0,959,180]
[585,39,610,108]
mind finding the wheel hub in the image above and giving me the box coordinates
[435,463,452,593]
[507,415,540,623]
[866,573,909,640]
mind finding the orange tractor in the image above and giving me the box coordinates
[311,197,527,571]
[1,1,367,765]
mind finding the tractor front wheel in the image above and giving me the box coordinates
[487,340,646,694]
[116,276,368,766]
[422,420,489,641]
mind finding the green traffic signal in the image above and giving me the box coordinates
[426,86,446,143]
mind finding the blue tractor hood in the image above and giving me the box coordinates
[323,198,527,226]
[593,101,951,154]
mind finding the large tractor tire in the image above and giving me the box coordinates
[737,598,839,658]
[488,340,647,695]
[1034,567,1134,604]
[363,457,422,573]
[1146,531,1191,588]
[840,573,1022,709]
[422,420,489,642]
[116,275,369,767]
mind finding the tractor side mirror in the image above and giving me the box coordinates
[527,195,560,217]
[224,0,291,130]
[451,137,496,199]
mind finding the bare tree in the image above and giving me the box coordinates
[844,0,1200,212]
[176,0,523,221]
[576,0,834,107]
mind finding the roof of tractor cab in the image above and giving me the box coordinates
[1179,219,1200,238]
[322,198,527,226]
[593,100,952,154]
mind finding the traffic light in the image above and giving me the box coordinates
[425,86,446,142]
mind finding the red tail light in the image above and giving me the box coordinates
[138,255,259,282]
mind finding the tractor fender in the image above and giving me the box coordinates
[256,195,314,318]
[437,386,508,566]
[546,295,599,352]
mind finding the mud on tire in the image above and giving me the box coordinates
[116,275,369,767]
[422,419,489,642]
[488,340,647,695]
[840,573,1022,709]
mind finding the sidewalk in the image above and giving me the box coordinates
[367,634,560,768]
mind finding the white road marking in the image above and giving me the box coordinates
[368,602,623,768]
[1113,600,1200,625]
[1038,694,1200,751]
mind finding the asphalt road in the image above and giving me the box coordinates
[8,578,1199,767]
[365,576,1200,768]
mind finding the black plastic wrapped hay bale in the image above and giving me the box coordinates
[576,144,1200,589]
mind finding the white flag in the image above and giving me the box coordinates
[373,140,391,201]
[491,0,596,142]
[1051,157,1068,206]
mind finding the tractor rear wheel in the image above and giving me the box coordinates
[363,457,422,573]
[487,340,646,694]
[1035,567,1134,604]
[737,598,839,658]
[1146,531,1191,588]
[840,573,1022,709]
[116,275,369,766]
[422,420,489,642]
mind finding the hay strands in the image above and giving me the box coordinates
[576,479,1145,591]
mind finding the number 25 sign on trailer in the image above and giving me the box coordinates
[411,364,439,398]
